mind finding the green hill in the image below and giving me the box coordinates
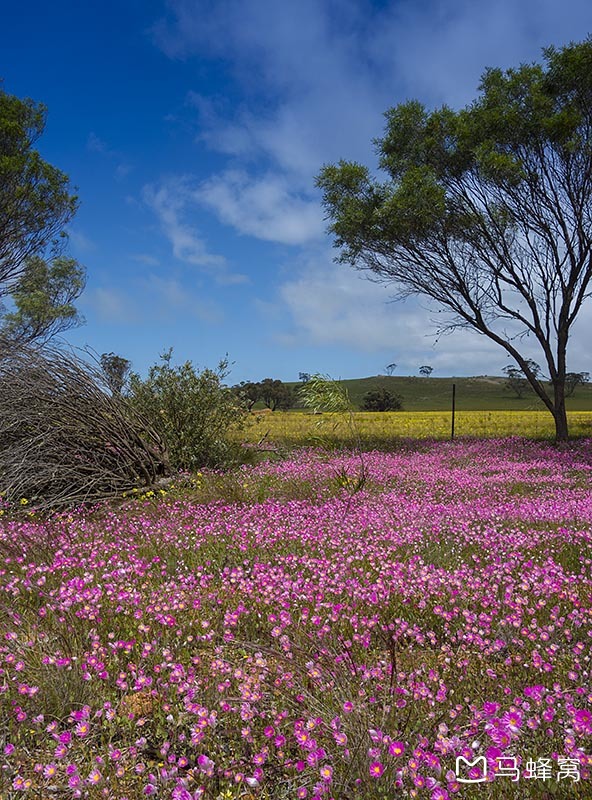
[288,375,592,412]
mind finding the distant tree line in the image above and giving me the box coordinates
[503,361,589,399]
[234,378,295,411]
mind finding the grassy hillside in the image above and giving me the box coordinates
[288,375,592,411]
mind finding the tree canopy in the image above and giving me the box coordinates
[0,255,85,345]
[503,360,541,399]
[100,352,132,396]
[258,378,294,411]
[317,39,592,441]
[1,88,78,297]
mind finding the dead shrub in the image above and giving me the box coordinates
[0,343,169,511]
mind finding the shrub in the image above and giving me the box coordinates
[361,388,403,411]
[128,350,246,471]
[0,343,168,511]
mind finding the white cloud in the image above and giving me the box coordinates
[187,92,257,157]
[155,0,592,186]
[567,300,592,374]
[277,251,579,376]
[86,132,132,181]
[85,275,224,326]
[68,228,96,253]
[87,132,107,153]
[176,1,387,166]
[143,180,247,284]
[87,287,136,324]
[153,0,390,246]
[144,181,222,268]
[279,256,430,350]
[141,274,223,323]
[371,0,592,109]
[195,170,324,245]
[132,253,161,267]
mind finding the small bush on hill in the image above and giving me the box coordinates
[361,388,403,411]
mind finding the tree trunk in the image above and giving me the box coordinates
[553,380,569,442]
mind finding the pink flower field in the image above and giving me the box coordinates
[1,439,591,799]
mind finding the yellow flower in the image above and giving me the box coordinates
[19,498,29,505]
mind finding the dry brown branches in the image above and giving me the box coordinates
[0,342,169,511]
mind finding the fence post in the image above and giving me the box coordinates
[451,383,456,440]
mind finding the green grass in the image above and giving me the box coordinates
[285,375,592,412]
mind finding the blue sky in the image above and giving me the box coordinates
[2,0,591,382]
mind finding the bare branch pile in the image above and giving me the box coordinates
[0,344,169,511]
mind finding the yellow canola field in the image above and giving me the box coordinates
[243,410,592,445]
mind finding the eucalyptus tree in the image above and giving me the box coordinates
[318,40,592,441]
[1,88,78,296]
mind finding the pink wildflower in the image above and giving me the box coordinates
[369,761,384,778]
